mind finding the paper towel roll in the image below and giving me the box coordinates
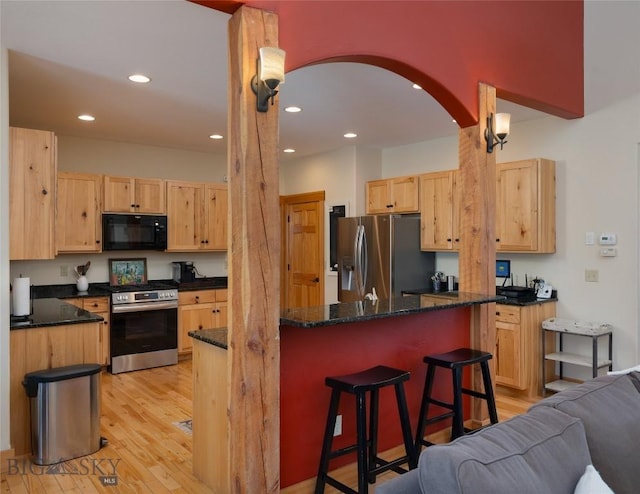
[13,277,31,316]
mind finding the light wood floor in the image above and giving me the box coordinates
[1,360,538,493]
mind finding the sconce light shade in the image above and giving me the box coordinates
[252,47,286,112]
[485,112,511,153]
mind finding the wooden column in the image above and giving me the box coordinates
[458,83,497,425]
[228,7,280,493]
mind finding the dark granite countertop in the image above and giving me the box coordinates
[189,292,503,346]
[281,292,505,328]
[189,328,228,349]
[10,298,104,330]
[32,283,111,299]
[403,287,558,307]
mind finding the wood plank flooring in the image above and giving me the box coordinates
[1,360,537,493]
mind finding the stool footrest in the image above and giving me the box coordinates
[461,387,490,400]
[424,411,454,425]
[370,456,410,477]
[328,443,359,461]
[424,397,454,410]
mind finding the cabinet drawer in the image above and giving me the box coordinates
[83,297,110,312]
[214,289,228,302]
[495,305,520,324]
[179,290,217,305]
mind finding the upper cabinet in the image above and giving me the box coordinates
[420,170,460,251]
[166,180,228,252]
[496,159,556,253]
[9,127,57,260]
[56,172,102,253]
[418,159,556,254]
[103,175,166,214]
[366,175,419,214]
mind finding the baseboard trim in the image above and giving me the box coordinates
[1,448,16,474]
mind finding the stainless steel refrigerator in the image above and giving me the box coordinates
[337,214,436,302]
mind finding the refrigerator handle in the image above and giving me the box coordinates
[355,225,365,298]
[361,227,368,294]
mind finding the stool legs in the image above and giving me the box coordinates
[451,366,465,439]
[480,361,499,425]
[316,376,415,494]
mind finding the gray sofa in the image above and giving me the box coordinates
[376,372,640,494]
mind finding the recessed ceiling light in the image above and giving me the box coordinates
[283,148,296,153]
[209,134,224,140]
[77,114,95,122]
[284,106,302,113]
[128,74,151,83]
[344,132,357,139]
[412,83,422,90]
[452,119,457,124]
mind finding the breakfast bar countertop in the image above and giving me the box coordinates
[280,292,505,329]
[9,298,104,330]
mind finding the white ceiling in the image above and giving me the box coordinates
[1,1,635,162]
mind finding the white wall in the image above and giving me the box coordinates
[58,135,227,182]
[281,146,383,303]
[1,45,11,452]
[381,92,640,372]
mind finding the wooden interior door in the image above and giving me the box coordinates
[281,191,325,309]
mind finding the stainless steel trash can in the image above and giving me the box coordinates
[23,363,102,465]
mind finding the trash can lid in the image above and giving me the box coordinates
[23,363,101,397]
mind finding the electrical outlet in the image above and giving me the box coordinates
[60,265,68,277]
[585,269,599,282]
[333,414,342,436]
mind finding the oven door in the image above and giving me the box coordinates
[110,301,178,360]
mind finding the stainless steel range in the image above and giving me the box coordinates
[109,284,178,374]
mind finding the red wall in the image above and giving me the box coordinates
[194,0,584,127]
[280,307,471,487]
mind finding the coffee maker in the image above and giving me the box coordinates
[172,261,196,283]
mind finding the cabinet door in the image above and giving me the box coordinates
[167,180,204,251]
[390,176,419,213]
[57,172,102,253]
[495,320,523,389]
[366,180,392,214]
[420,171,456,251]
[496,160,539,252]
[179,304,215,353]
[103,175,135,212]
[203,184,228,250]
[9,127,56,260]
[98,312,110,366]
[135,178,166,214]
[213,301,228,328]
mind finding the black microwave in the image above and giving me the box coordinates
[102,214,167,251]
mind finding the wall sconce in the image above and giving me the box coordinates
[484,112,511,153]
[251,47,286,112]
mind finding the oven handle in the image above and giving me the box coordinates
[111,301,178,313]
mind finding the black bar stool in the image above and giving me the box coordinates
[414,348,498,453]
[314,365,417,494]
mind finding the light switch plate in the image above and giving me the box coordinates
[599,233,617,245]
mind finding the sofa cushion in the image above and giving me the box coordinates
[531,373,640,494]
[418,406,591,494]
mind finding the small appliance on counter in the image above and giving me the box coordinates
[172,261,196,283]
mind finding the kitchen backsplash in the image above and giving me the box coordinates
[10,251,227,286]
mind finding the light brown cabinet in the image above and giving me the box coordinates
[366,175,419,214]
[65,297,110,366]
[56,172,103,253]
[166,180,228,252]
[9,127,57,260]
[495,301,556,397]
[178,289,228,354]
[10,321,101,455]
[496,159,556,253]
[419,170,460,251]
[103,175,166,214]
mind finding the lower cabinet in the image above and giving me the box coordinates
[178,289,228,354]
[9,321,101,456]
[65,297,110,366]
[495,301,556,397]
